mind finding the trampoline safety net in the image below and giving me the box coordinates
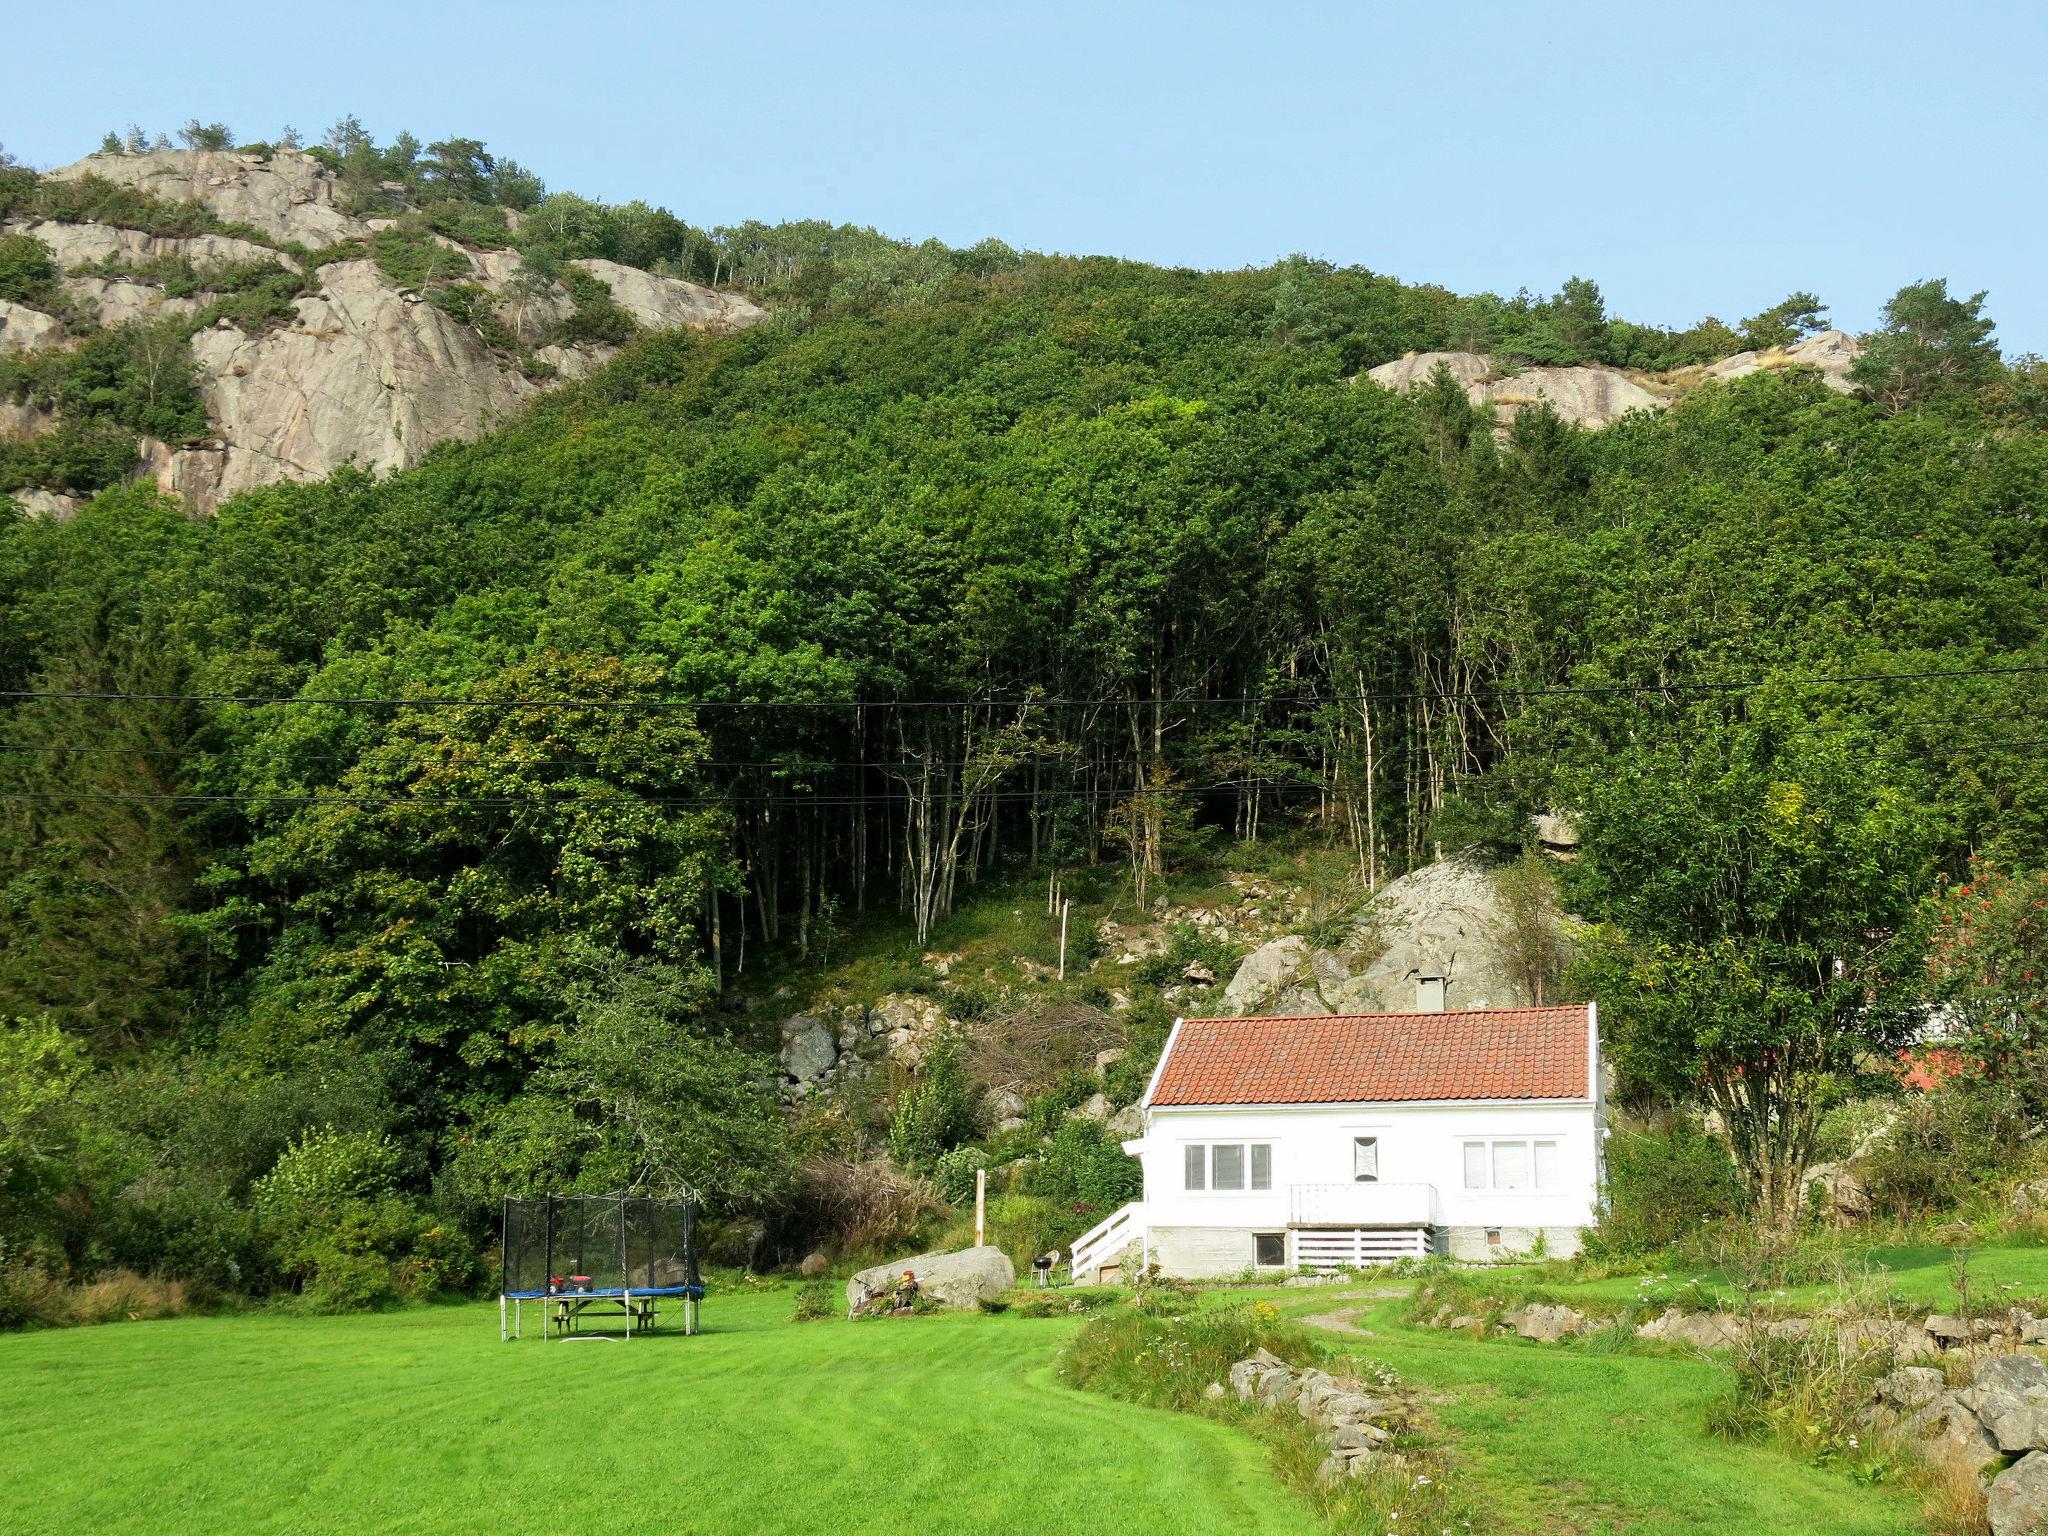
[500,1195,701,1297]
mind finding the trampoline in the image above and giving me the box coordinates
[499,1194,704,1341]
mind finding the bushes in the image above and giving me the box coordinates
[791,1273,837,1321]
[556,266,638,346]
[0,234,58,308]
[1060,1300,1305,1413]
[887,1037,979,1175]
[1584,1122,1745,1259]
[777,1155,944,1262]
[0,1263,199,1330]
[932,1144,987,1206]
[1026,1119,1141,1216]
[252,1128,478,1310]
[369,222,472,290]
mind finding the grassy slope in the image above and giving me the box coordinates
[0,1288,1306,1536]
[1502,1244,2048,1314]
[1261,1290,1924,1536]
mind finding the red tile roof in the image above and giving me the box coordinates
[1148,1006,1593,1107]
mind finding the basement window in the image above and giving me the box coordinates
[1254,1233,1286,1267]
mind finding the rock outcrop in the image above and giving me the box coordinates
[1366,328,1864,432]
[0,300,66,353]
[184,258,540,500]
[1220,851,1572,1016]
[3,149,767,515]
[45,149,366,245]
[846,1245,1016,1311]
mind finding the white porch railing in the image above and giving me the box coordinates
[1293,1227,1431,1270]
[1287,1181,1438,1228]
[1070,1201,1146,1284]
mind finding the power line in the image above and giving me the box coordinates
[3,660,2045,713]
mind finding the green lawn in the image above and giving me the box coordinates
[1266,1289,1924,1536]
[0,1290,1307,1536]
[1488,1241,2048,1314]
[0,1277,1938,1536]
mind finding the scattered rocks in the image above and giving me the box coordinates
[1230,1351,1417,1483]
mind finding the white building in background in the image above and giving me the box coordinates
[1071,994,1602,1280]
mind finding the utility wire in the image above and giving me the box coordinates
[3,660,2045,713]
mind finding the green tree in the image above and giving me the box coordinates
[1849,278,2000,412]
[177,121,235,152]
[1568,718,1937,1225]
[1740,291,1828,351]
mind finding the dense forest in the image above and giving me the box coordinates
[3,122,2047,1313]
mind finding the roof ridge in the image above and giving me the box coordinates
[1179,1003,1590,1024]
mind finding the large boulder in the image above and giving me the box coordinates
[6,218,294,275]
[571,259,764,333]
[1636,1309,1747,1350]
[1966,1354,2048,1454]
[1365,351,1662,430]
[0,299,66,353]
[1485,365,1662,430]
[1702,329,1861,394]
[779,1014,838,1085]
[1221,852,1572,1017]
[1501,1303,1589,1343]
[846,1245,1015,1312]
[1991,1451,2048,1536]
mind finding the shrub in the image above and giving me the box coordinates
[557,267,637,346]
[1027,1118,1141,1216]
[0,234,58,307]
[777,1156,944,1261]
[254,1127,405,1214]
[791,1274,837,1322]
[932,1144,988,1206]
[1584,1122,1744,1259]
[369,222,471,291]
[1024,1069,1097,1137]
[887,1037,979,1175]
[1060,1301,1307,1412]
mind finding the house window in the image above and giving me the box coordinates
[1182,1143,1273,1192]
[1461,1138,1561,1192]
[1254,1232,1286,1267]
[1352,1136,1380,1183]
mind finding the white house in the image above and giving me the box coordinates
[1071,997,1602,1280]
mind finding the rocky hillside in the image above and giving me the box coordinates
[1367,328,1861,431]
[0,149,764,517]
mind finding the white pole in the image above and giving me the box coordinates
[499,1294,507,1343]
[1058,898,1071,980]
[974,1167,987,1247]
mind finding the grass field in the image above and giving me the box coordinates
[0,1288,1306,1536]
[0,1271,1952,1536]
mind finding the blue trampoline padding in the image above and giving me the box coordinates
[504,1285,704,1300]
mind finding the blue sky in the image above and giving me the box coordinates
[11,1,2047,351]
